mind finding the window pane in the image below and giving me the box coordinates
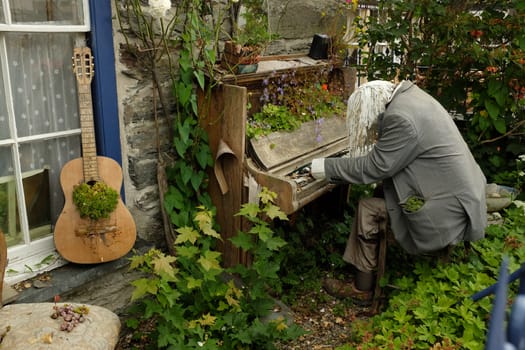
[0,69,9,140]
[0,146,23,247]
[9,0,84,25]
[19,136,81,226]
[6,32,80,137]
[0,4,4,23]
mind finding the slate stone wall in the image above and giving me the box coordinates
[112,0,345,247]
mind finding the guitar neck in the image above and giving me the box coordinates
[78,86,98,182]
[74,46,99,183]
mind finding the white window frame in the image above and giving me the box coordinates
[1,0,90,284]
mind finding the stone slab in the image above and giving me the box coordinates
[0,302,120,349]
[2,282,18,305]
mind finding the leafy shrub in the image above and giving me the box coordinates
[338,205,525,349]
[126,188,304,349]
[354,0,525,184]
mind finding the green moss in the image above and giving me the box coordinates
[403,196,425,213]
[72,181,119,220]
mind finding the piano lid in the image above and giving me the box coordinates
[248,115,349,174]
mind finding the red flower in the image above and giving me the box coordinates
[469,29,483,39]
[321,83,328,91]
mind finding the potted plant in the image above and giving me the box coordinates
[222,0,276,73]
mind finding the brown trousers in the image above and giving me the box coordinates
[343,197,388,273]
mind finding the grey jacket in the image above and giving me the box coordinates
[324,81,487,254]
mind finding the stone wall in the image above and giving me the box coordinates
[112,0,345,247]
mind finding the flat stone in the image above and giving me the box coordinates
[0,302,120,349]
[2,282,19,305]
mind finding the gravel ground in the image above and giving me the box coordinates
[116,283,373,349]
[275,288,373,349]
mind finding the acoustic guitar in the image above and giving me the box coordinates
[54,47,136,264]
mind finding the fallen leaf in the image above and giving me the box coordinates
[42,333,53,344]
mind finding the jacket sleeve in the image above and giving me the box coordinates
[324,113,420,184]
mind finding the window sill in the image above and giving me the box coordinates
[9,238,153,305]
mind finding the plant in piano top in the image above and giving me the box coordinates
[72,182,119,220]
[247,67,347,138]
[126,188,304,348]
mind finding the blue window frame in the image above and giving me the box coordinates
[89,0,122,167]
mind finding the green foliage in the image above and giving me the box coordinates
[337,206,525,349]
[247,67,347,138]
[247,103,301,138]
[355,0,525,184]
[276,208,354,307]
[162,0,217,229]
[116,0,217,229]
[127,189,304,348]
[231,0,277,47]
[402,196,425,213]
[72,181,118,220]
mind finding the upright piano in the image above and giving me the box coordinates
[198,54,356,266]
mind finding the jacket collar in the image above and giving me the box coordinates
[389,80,414,102]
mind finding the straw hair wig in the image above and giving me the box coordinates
[346,80,397,157]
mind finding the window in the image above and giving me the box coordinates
[1,0,91,284]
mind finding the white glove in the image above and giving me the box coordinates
[310,158,326,180]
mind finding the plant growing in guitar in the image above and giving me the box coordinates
[72,182,119,221]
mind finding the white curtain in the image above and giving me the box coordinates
[0,32,81,232]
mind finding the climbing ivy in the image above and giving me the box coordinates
[163,0,217,228]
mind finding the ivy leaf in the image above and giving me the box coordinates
[265,236,287,251]
[259,188,277,204]
[264,203,288,221]
[180,162,193,185]
[200,313,217,326]
[250,224,273,242]
[194,70,205,90]
[164,187,185,210]
[175,226,200,245]
[176,81,192,107]
[201,224,221,239]
[173,137,189,158]
[230,231,255,250]
[194,208,212,226]
[195,145,211,169]
[152,254,177,279]
[186,276,203,289]
[198,250,222,271]
[193,208,221,239]
[237,202,259,218]
[178,118,192,144]
[129,254,147,270]
[131,277,159,301]
[176,245,199,259]
[190,171,205,193]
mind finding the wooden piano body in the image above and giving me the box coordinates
[198,55,356,266]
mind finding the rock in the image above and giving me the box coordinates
[0,302,120,349]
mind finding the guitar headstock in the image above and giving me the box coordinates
[73,47,94,85]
